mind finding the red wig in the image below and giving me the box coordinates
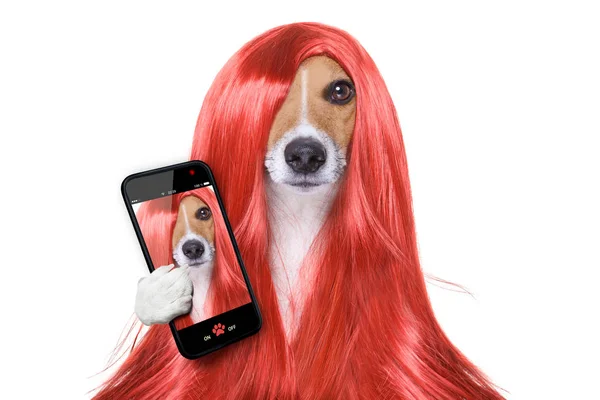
[95,23,504,399]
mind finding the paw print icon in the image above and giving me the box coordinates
[212,323,226,337]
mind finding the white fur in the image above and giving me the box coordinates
[266,178,338,338]
[300,68,309,121]
[134,264,193,325]
[187,259,214,322]
[265,68,346,337]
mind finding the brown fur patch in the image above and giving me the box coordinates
[267,56,356,150]
[172,196,215,250]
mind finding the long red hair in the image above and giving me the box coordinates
[95,23,504,399]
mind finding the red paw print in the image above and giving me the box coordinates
[212,323,225,336]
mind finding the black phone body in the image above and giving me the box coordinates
[121,160,262,359]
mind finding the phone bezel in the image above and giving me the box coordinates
[121,160,262,359]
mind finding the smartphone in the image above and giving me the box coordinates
[121,160,262,359]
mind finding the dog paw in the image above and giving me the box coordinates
[212,323,225,336]
[134,264,193,325]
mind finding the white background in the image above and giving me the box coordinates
[1,1,599,399]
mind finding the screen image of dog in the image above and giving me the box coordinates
[132,186,252,331]
[171,194,216,325]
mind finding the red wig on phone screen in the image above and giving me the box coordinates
[95,23,505,399]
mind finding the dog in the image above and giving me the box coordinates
[264,56,356,337]
[171,195,216,323]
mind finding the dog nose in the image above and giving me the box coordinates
[284,137,327,173]
[182,240,204,259]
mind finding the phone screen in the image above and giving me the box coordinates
[123,161,261,358]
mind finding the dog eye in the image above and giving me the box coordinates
[326,80,355,105]
[195,207,212,220]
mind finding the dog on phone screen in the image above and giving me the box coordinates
[172,195,215,323]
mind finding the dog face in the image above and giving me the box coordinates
[172,196,215,267]
[265,56,356,193]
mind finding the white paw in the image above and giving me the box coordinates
[134,264,193,325]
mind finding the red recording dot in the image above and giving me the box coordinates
[189,169,195,176]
